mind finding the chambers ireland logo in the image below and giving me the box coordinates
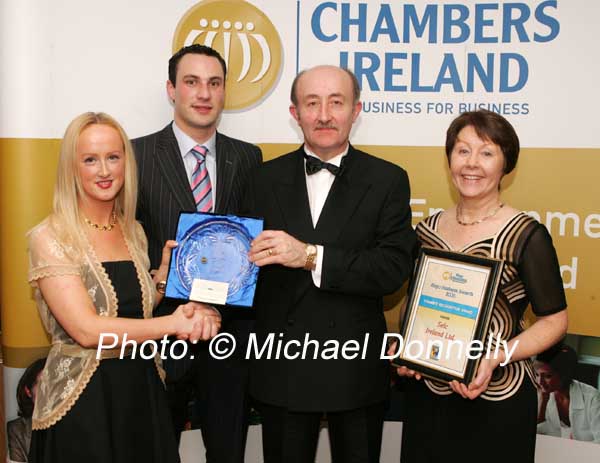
[173,0,283,111]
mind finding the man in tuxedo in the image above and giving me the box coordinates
[133,44,262,463]
[244,65,417,462]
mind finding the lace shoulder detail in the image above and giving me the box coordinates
[28,220,81,286]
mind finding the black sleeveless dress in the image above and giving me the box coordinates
[29,261,180,463]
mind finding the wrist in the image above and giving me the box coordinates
[496,343,508,367]
[153,266,168,284]
[167,312,179,335]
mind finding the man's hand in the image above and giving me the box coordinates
[249,230,307,268]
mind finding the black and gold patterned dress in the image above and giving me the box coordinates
[401,212,566,463]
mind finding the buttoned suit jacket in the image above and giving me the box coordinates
[243,145,416,412]
[133,123,262,378]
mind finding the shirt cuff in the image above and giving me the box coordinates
[311,245,324,288]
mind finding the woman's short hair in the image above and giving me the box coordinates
[16,357,46,418]
[445,109,520,175]
[537,343,578,389]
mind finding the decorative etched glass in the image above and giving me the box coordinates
[165,213,263,307]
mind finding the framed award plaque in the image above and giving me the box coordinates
[392,247,504,384]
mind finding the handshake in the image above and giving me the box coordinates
[171,302,222,344]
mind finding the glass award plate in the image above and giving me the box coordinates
[165,212,263,307]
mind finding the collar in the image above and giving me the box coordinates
[172,121,217,157]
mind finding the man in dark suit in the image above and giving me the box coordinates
[244,65,416,462]
[133,44,262,463]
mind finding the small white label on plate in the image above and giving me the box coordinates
[190,279,229,305]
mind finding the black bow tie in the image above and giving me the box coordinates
[304,154,344,176]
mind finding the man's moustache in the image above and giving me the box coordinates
[315,124,337,130]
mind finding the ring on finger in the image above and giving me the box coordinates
[267,248,273,257]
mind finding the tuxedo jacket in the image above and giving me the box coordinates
[243,145,417,412]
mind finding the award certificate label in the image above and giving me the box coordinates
[190,279,230,305]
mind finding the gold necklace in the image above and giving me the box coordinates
[84,211,117,231]
[456,203,504,226]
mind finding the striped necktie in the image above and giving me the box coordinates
[190,145,213,212]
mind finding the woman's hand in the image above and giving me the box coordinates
[172,302,222,342]
[449,355,503,399]
[387,341,422,380]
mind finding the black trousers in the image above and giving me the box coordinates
[257,401,386,463]
[165,320,252,463]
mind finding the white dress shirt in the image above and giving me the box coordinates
[172,121,217,210]
[303,145,349,287]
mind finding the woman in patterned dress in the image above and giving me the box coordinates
[27,112,221,462]
[397,110,568,463]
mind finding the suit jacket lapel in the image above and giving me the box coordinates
[272,148,315,241]
[153,124,196,212]
[215,132,234,213]
[271,148,314,308]
[314,145,371,243]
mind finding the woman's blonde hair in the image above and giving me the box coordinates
[50,112,143,255]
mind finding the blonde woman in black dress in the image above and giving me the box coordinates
[27,112,221,462]
[397,110,568,463]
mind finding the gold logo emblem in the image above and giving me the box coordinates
[173,0,283,111]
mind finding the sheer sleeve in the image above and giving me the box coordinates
[518,223,567,316]
[28,222,81,287]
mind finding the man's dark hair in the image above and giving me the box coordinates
[290,67,361,106]
[168,44,227,85]
[445,109,520,175]
[17,357,46,418]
